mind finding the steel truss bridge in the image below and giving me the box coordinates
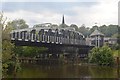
[10,26,93,58]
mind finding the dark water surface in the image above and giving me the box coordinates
[8,63,120,78]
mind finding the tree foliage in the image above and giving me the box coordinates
[59,24,69,28]
[70,24,79,31]
[78,24,118,37]
[8,19,29,30]
[1,13,21,77]
[14,46,48,58]
[89,46,114,66]
[79,24,90,37]
[89,25,98,35]
[90,25,118,37]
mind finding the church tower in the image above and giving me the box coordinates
[62,15,65,24]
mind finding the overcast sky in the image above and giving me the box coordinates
[1,0,119,28]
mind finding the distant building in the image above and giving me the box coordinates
[104,37,117,47]
[89,29,104,47]
[86,29,118,47]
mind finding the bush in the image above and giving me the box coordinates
[88,46,114,66]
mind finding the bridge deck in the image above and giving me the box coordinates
[11,39,92,48]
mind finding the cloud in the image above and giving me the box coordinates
[2,2,97,13]
[4,10,62,27]
[1,0,100,2]
[65,1,118,27]
[2,1,119,28]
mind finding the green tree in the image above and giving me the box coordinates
[8,19,29,30]
[21,46,48,58]
[89,46,114,66]
[79,24,89,37]
[70,24,79,31]
[1,13,20,77]
[89,25,98,35]
[51,24,59,28]
[88,24,118,37]
[13,46,48,58]
[99,25,107,36]
[105,25,118,37]
[117,26,120,50]
[59,24,69,28]
[99,25,118,37]
[13,46,24,57]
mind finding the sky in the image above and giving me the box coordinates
[0,0,119,28]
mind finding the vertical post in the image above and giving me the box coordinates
[11,32,13,39]
[14,32,16,39]
[24,31,26,40]
[117,50,120,79]
[23,32,25,40]
[26,31,28,40]
[43,35,44,42]
[18,32,20,40]
[63,49,66,64]
[39,34,40,41]
[34,32,36,41]
[31,33,33,41]
[75,48,79,64]
[48,35,49,42]
[95,36,98,47]
[22,32,23,40]
[98,36,100,47]
[29,31,31,40]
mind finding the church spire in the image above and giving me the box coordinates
[62,15,65,24]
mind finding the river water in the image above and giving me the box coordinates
[8,63,120,78]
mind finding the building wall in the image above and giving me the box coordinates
[86,37,117,47]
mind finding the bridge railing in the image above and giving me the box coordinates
[10,28,86,45]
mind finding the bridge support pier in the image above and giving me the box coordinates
[74,48,79,64]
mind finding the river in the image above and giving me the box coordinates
[8,63,120,78]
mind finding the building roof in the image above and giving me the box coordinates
[90,29,104,37]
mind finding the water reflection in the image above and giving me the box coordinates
[8,63,120,78]
[89,66,117,78]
